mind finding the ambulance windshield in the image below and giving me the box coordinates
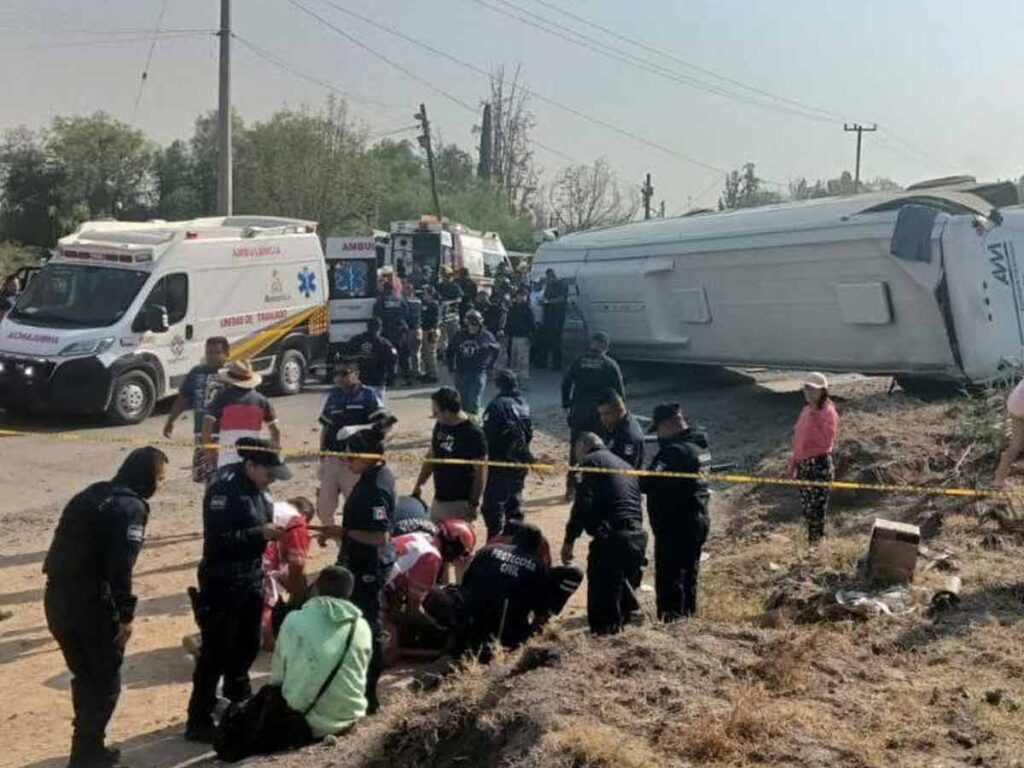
[10,264,148,328]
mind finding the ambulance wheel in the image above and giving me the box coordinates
[274,349,306,395]
[107,371,156,425]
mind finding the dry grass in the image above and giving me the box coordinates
[546,721,665,768]
[661,684,794,763]
[752,629,826,692]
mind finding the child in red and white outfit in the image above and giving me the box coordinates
[788,373,839,545]
[261,497,314,651]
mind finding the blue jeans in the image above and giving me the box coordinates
[456,371,487,415]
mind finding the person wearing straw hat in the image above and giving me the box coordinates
[201,359,281,471]
[788,372,840,545]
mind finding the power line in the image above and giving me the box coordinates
[524,0,855,124]
[295,0,737,178]
[281,0,594,172]
[1,31,209,52]
[232,33,412,110]
[469,0,842,126]
[132,0,171,121]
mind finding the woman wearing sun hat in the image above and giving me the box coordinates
[788,372,839,544]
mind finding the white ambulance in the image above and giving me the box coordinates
[0,216,328,424]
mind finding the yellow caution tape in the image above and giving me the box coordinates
[0,427,1016,500]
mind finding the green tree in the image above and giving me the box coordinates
[47,112,156,219]
[0,127,64,246]
[719,162,783,210]
[235,99,375,235]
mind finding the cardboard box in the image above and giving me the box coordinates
[867,519,920,585]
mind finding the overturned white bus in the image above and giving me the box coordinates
[533,177,1024,386]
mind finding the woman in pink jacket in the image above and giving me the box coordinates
[788,373,839,544]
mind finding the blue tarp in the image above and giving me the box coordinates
[890,204,939,263]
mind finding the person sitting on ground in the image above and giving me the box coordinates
[261,497,315,651]
[213,566,372,762]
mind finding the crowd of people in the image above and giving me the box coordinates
[43,289,844,767]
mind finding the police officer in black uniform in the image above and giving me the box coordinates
[346,318,399,397]
[597,389,645,469]
[185,438,290,742]
[639,404,711,621]
[561,332,625,499]
[329,424,397,714]
[425,522,581,658]
[481,369,534,539]
[561,433,647,635]
[44,447,169,768]
[401,279,423,384]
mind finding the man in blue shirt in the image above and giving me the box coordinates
[448,310,499,416]
[163,337,229,484]
[317,359,385,528]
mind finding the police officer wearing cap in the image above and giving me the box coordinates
[561,332,625,499]
[373,267,410,356]
[639,404,711,621]
[481,369,534,539]
[560,432,647,635]
[597,389,645,470]
[44,447,169,768]
[186,437,290,742]
[324,424,396,715]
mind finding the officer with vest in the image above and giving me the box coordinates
[44,447,169,768]
[186,438,290,742]
[597,389,645,470]
[560,432,647,635]
[561,332,625,500]
[638,404,711,621]
[481,369,534,539]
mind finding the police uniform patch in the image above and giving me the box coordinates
[372,505,387,522]
[623,444,635,457]
[210,495,227,511]
[127,524,145,543]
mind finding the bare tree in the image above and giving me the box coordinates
[487,65,538,216]
[547,158,639,233]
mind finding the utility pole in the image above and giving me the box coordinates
[659,200,665,218]
[843,123,877,194]
[642,173,654,220]
[216,0,232,216]
[415,103,442,218]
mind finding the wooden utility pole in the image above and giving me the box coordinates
[642,173,654,219]
[216,0,232,215]
[844,123,877,194]
[415,103,442,218]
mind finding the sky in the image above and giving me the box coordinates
[2,0,1023,214]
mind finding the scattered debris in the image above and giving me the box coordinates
[834,587,916,618]
[920,546,961,573]
[867,519,921,584]
[930,576,963,613]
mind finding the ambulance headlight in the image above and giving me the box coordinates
[23,365,35,378]
[58,337,116,357]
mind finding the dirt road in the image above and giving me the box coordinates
[0,365,865,768]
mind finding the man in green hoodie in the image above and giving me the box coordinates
[270,566,373,741]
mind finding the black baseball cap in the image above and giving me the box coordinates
[494,368,518,391]
[236,437,292,480]
[648,403,684,433]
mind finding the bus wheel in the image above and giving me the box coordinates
[108,371,156,424]
[275,349,306,395]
